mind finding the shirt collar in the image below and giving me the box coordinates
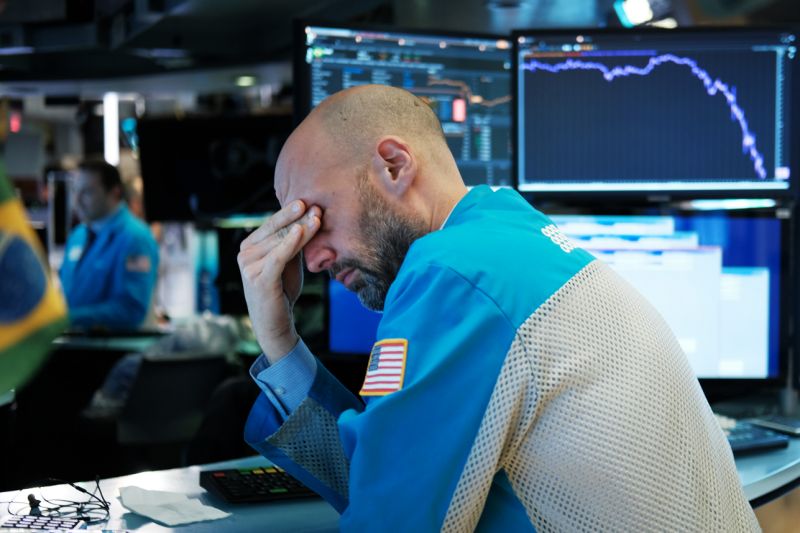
[439,204,457,230]
[439,186,492,230]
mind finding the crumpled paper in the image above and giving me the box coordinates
[119,486,230,526]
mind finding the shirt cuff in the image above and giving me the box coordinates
[249,339,317,419]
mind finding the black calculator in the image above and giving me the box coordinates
[1,514,87,530]
[200,466,318,504]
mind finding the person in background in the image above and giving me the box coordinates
[59,158,158,331]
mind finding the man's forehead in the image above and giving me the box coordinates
[274,152,300,207]
[274,123,315,206]
[274,115,351,207]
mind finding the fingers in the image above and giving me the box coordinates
[242,202,322,252]
[297,213,320,250]
[262,223,305,278]
[240,214,319,274]
[239,209,320,265]
[236,201,321,365]
[241,200,306,249]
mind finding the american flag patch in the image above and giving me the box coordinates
[359,339,408,397]
[125,255,152,273]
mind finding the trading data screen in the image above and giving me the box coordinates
[301,25,513,187]
[516,30,797,193]
[549,208,785,379]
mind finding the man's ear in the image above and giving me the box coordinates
[371,136,417,198]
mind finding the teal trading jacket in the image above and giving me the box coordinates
[59,204,158,330]
[245,186,757,532]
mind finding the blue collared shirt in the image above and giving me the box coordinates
[249,339,316,420]
[59,204,159,330]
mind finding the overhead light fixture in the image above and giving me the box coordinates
[235,75,258,88]
[614,0,654,27]
[103,92,119,166]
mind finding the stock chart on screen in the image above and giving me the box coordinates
[515,30,797,194]
[298,25,513,187]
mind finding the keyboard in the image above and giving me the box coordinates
[724,422,790,455]
[748,414,800,436]
[1,515,86,530]
[200,466,318,504]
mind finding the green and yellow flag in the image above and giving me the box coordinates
[0,162,67,393]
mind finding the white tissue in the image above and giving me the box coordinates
[119,486,230,526]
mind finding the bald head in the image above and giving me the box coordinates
[276,85,464,207]
[314,85,447,160]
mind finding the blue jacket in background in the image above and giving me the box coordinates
[59,204,159,330]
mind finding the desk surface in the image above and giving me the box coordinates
[735,438,800,503]
[3,443,800,531]
[0,456,338,532]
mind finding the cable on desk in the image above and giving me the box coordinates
[4,476,110,525]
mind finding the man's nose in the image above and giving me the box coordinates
[303,238,336,273]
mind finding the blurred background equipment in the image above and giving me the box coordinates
[138,114,291,222]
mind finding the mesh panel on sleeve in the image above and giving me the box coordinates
[267,397,350,499]
[443,260,759,533]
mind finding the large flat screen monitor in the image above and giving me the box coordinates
[296,23,513,187]
[327,279,381,356]
[514,28,797,196]
[546,204,789,381]
[327,202,790,382]
[139,115,291,222]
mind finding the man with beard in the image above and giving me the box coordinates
[238,85,757,531]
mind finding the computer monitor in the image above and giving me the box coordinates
[295,22,513,187]
[514,28,798,196]
[139,115,291,222]
[327,279,381,356]
[545,203,789,382]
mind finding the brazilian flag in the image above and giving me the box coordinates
[0,162,67,394]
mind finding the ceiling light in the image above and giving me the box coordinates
[235,75,258,88]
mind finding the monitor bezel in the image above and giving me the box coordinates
[511,26,799,201]
[534,197,794,394]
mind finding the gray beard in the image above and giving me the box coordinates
[333,180,428,312]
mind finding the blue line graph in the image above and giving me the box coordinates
[523,54,767,179]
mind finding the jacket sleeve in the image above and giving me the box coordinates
[244,352,364,512]
[247,263,517,529]
[68,232,158,330]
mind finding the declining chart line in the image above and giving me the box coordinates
[523,54,767,179]
[428,78,512,108]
